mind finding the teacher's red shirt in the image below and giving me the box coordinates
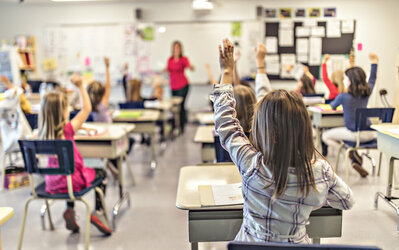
[167,56,190,91]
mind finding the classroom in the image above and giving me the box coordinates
[0,0,399,249]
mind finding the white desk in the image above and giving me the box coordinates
[194,126,215,163]
[307,107,344,149]
[176,165,343,249]
[371,124,399,232]
[113,109,161,170]
[0,207,13,250]
[196,112,214,125]
[75,122,135,230]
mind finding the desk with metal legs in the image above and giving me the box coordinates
[193,126,215,163]
[372,124,399,232]
[113,109,161,170]
[176,165,343,250]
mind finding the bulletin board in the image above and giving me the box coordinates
[264,20,356,80]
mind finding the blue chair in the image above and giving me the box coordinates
[25,113,38,130]
[69,110,94,122]
[214,135,233,163]
[119,101,145,109]
[17,140,110,250]
[335,108,395,182]
[302,93,325,98]
[228,242,380,250]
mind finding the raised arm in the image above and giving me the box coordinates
[255,42,271,101]
[205,63,217,85]
[70,74,92,131]
[324,163,355,210]
[102,57,111,107]
[213,39,259,175]
[368,53,378,93]
[322,54,339,99]
[233,51,241,86]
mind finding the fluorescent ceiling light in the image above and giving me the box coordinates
[192,0,213,10]
[51,0,111,2]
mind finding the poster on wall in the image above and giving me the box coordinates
[324,7,337,17]
[308,8,321,18]
[295,8,306,18]
[279,8,292,18]
[265,8,277,18]
[231,22,242,37]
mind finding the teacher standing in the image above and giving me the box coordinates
[166,41,194,133]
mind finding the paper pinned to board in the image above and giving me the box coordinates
[279,19,294,29]
[309,37,322,66]
[296,26,310,37]
[265,55,280,75]
[280,54,296,78]
[297,54,308,63]
[279,29,294,47]
[341,19,354,33]
[265,37,278,54]
[326,20,341,38]
[296,38,309,54]
[303,19,317,27]
[311,26,325,37]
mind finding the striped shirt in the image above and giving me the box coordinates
[211,84,355,243]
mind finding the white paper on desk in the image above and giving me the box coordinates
[144,100,160,108]
[280,54,296,78]
[296,26,310,37]
[327,20,341,38]
[280,19,294,29]
[303,19,317,27]
[211,183,244,206]
[311,26,325,37]
[296,38,309,54]
[309,37,322,66]
[265,37,278,54]
[77,124,106,136]
[341,19,354,34]
[297,54,308,63]
[279,29,294,47]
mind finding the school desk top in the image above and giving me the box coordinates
[112,109,161,122]
[307,104,343,114]
[0,207,14,226]
[194,125,215,143]
[176,165,241,210]
[74,122,135,141]
[196,112,214,125]
[371,124,399,139]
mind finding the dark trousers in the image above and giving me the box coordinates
[172,84,189,133]
[67,169,107,211]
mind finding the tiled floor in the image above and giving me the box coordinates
[1,124,399,250]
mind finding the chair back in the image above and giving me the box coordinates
[18,140,75,176]
[228,242,381,250]
[69,110,94,122]
[25,113,38,130]
[302,93,325,98]
[119,101,145,109]
[214,135,233,163]
[355,108,395,131]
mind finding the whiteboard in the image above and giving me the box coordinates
[149,21,262,84]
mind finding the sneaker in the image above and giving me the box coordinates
[90,210,112,236]
[352,162,369,178]
[63,208,80,233]
[349,151,363,165]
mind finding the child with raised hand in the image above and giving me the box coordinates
[322,53,379,177]
[0,75,32,114]
[294,66,316,95]
[39,74,112,235]
[322,54,344,100]
[212,38,354,243]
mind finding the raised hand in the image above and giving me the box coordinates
[70,74,83,88]
[104,57,110,68]
[0,75,13,88]
[255,42,267,61]
[323,54,330,63]
[369,53,378,64]
[219,38,235,84]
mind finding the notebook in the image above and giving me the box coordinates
[199,182,243,207]
[114,110,143,119]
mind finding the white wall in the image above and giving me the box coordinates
[0,0,398,104]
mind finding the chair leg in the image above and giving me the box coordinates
[335,143,345,172]
[18,197,35,250]
[124,153,136,186]
[345,148,353,184]
[79,199,91,250]
[45,200,55,230]
[94,187,111,229]
[377,152,383,177]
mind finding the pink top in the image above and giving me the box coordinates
[167,56,190,91]
[322,63,339,100]
[45,122,96,194]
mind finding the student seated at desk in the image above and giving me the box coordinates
[39,74,112,236]
[294,66,316,96]
[322,54,379,177]
[212,39,354,243]
[0,75,32,114]
[321,54,345,100]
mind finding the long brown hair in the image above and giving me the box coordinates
[87,81,105,112]
[251,89,317,198]
[127,79,143,102]
[331,70,345,93]
[38,91,68,139]
[346,67,370,98]
[171,40,183,58]
[299,74,315,95]
[234,85,256,133]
